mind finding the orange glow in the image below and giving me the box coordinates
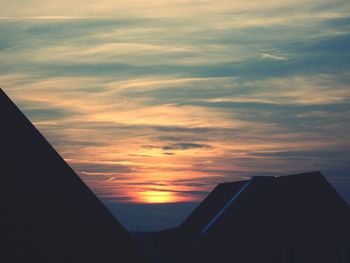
[133,188,199,204]
[137,190,177,203]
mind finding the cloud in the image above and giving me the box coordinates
[260,53,287,61]
[162,143,212,151]
[3,0,347,18]
[72,162,134,174]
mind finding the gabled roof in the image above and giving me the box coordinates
[0,89,144,263]
[203,172,350,238]
[195,172,350,263]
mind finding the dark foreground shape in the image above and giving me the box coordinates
[0,89,145,262]
[143,172,350,263]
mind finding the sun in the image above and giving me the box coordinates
[138,190,177,204]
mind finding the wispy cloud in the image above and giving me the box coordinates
[2,0,349,17]
[162,143,212,151]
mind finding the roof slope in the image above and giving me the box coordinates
[0,89,144,263]
[180,180,248,235]
[196,172,350,263]
[203,172,350,236]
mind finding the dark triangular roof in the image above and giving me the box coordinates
[195,172,350,263]
[202,172,350,237]
[0,89,144,262]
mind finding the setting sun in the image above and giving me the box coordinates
[138,190,177,203]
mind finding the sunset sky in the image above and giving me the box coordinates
[1,0,349,230]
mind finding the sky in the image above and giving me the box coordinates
[1,0,350,231]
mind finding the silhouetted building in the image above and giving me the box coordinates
[0,89,145,263]
[144,172,350,263]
